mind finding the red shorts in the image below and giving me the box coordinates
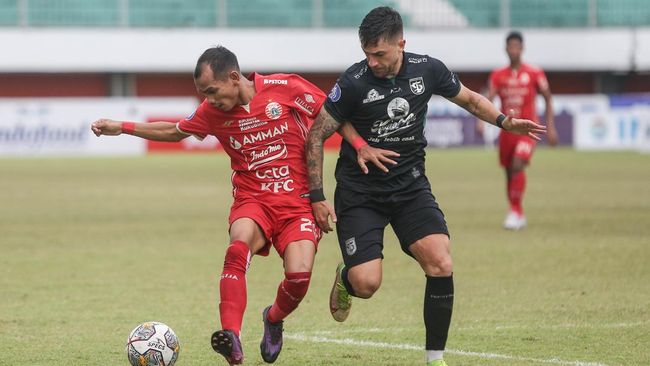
[499,131,536,168]
[228,198,321,257]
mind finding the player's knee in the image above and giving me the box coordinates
[437,257,454,276]
[424,256,453,276]
[223,240,251,274]
[352,277,381,298]
[284,272,311,300]
[511,159,527,172]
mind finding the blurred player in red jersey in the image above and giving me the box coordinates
[479,31,558,230]
[91,46,374,365]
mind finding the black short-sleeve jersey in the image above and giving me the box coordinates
[324,52,461,194]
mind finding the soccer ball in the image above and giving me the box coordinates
[126,321,180,366]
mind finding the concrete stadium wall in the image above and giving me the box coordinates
[2,28,649,73]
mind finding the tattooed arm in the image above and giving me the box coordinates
[306,108,341,233]
[451,84,546,139]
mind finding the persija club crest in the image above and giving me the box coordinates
[265,102,283,120]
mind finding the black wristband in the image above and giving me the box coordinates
[309,188,326,203]
[496,114,506,129]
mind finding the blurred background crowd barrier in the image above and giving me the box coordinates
[1,0,649,156]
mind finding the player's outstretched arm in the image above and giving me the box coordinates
[337,122,400,174]
[475,85,498,138]
[91,119,187,142]
[449,84,546,140]
[306,109,341,233]
[540,83,558,146]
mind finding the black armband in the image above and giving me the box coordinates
[309,188,326,203]
[496,114,506,129]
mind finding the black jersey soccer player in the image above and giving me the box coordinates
[306,7,546,366]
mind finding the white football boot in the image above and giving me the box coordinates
[503,211,527,230]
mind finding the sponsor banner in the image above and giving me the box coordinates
[425,93,650,150]
[0,98,197,156]
[425,96,577,148]
[572,94,650,151]
[575,104,650,150]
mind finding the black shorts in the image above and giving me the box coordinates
[334,178,449,268]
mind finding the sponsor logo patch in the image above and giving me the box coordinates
[363,89,385,104]
[238,117,267,131]
[257,165,293,193]
[370,97,416,138]
[408,57,428,64]
[387,97,410,120]
[242,121,288,145]
[294,97,315,114]
[354,65,368,79]
[229,136,242,150]
[264,79,288,85]
[328,83,342,102]
[243,139,288,170]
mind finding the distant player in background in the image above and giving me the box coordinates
[91,46,371,365]
[478,31,558,230]
[306,7,546,366]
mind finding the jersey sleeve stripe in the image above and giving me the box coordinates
[175,122,205,141]
[290,109,309,141]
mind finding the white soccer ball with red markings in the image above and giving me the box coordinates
[126,321,180,366]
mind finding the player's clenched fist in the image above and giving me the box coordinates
[91,118,122,136]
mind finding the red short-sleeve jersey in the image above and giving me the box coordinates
[177,73,326,204]
[489,63,548,122]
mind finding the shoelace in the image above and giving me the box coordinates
[336,282,351,308]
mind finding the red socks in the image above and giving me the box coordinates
[267,272,311,323]
[219,241,312,331]
[508,171,526,215]
[219,240,251,337]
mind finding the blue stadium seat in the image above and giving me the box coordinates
[0,0,648,28]
[510,0,589,27]
[129,0,216,27]
[447,0,501,27]
[597,0,650,26]
[27,0,119,27]
[227,0,312,28]
[0,0,19,26]
[324,0,399,28]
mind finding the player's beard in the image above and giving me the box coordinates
[371,59,400,79]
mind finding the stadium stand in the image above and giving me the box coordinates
[0,0,18,26]
[597,0,650,27]
[26,0,119,27]
[130,0,216,27]
[1,0,648,28]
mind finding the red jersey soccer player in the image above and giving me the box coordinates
[481,31,558,230]
[91,46,368,365]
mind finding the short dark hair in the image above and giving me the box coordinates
[358,6,403,48]
[506,31,523,44]
[194,46,240,80]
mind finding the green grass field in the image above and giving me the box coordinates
[1,148,649,366]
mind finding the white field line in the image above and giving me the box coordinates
[285,332,610,366]
[298,320,647,336]
[462,320,649,331]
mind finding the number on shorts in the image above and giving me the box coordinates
[300,218,314,232]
